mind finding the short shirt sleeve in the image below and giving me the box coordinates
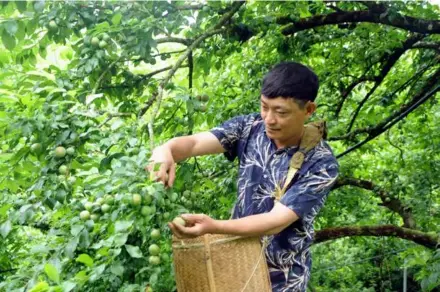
[280,156,339,220]
[210,115,256,161]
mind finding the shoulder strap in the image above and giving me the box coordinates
[274,121,327,201]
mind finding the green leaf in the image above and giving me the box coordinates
[125,245,143,258]
[29,281,49,292]
[61,281,76,292]
[26,70,56,82]
[99,152,124,173]
[112,13,122,25]
[30,244,51,254]
[0,204,11,217]
[76,254,94,267]
[115,220,133,233]
[33,1,45,12]
[70,224,84,236]
[110,119,124,131]
[113,233,128,247]
[44,263,60,283]
[4,21,18,36]
[1,30,16,51]
[0,220,11,238]
[85,93,103,105]
[15,1,27,13]
[110,262,124,277]
[65,237,79,258]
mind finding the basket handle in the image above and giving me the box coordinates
[203,234,217,292]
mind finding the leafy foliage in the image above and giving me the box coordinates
[0,1,439,291]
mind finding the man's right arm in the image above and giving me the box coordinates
[163,132,225,162]
[147,132,225,187]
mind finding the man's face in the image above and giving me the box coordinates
[260,95,316,144]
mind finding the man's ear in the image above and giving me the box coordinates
[305,102,317,118]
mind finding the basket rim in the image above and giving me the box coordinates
[172,234,262,249]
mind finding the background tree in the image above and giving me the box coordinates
[0,1,439,291]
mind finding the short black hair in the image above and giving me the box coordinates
[261,61,319,102]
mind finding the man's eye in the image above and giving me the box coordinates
[277,112,286,115]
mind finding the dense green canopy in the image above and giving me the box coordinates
[0,1,439,291]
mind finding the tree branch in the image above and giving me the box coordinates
[280,8,440,35]
[314,225,440,249]
[413,41,440,52]
[335,75,376,118]
[145,1,245,151]
[174,4,204,10]
[346,34,423,132]
[156,37,191,46]
[333,177,416,228]
[336,74,440,158]
[330,66,440,142]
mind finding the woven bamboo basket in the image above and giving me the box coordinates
[172,234,272,292]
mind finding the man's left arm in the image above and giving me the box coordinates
[169,202,298,238]
[169,156,339,238]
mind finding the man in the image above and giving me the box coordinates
[147,61,339,291]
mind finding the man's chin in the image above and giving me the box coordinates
[266,130,279,138]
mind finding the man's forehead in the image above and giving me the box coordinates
[260,95,295,108]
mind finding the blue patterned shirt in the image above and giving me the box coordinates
[210,113,339,292]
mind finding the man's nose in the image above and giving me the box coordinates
[264,111,276,124]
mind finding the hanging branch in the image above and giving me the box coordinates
[92,56,123,94]
[335,75,375,118]
[336,79,440,158]
[314,225,440,249]
[188,50,193,90]
[101,64,188,91]
[333,177,416,228]
[146,1,245,151]
[346,34,423,132]
[330,63,435,141]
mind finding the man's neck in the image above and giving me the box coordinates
[274,130,304,149]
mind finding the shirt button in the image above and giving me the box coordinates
[263,174,268,178]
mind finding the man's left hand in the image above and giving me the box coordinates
[168,214,217,238]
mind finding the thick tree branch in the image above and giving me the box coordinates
[280,9,440,35]
[333,177,416,228]
[156,37,191,46]
[413,41,440,52]
[314,225,440,249]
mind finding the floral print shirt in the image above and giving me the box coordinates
[210,113,339,292]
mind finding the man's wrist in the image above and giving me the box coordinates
[211,219,225,234]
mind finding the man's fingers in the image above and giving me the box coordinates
[167,163,176,187]
[168,222,184,238]
[172,221,200,237]
[181,214,204,224]
[158,163,171,183]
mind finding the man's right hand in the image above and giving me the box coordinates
[146,145,176,187]
[145,132,225,187]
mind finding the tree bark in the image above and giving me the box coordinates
[314,225,440,249]
[280,9,440,35]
